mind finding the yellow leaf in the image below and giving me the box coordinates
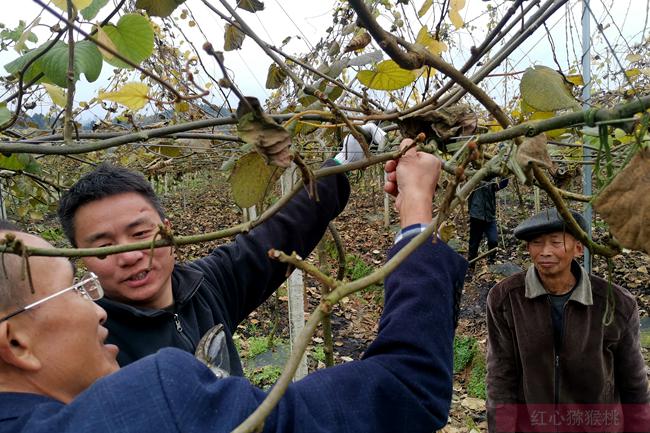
[625,68,641,78]
[175,101,189,112]
[566,74,584,86]
[415,26,447,56]
[53,0,92,10]
[98,82,149,110]
[626,53,642,62]
[418,0,433,18]
[43,83,67,107]
[529,111,566,138]
[449,0,466,29]
[93,24,117,60]
[357,60,417,91]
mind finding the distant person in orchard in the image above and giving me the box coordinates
[56,123,386,374]
[485,208,649,433]
[0,139,467,432]
[466,174,508,271]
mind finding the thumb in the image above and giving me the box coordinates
[399,138,416,156]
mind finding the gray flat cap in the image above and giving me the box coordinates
[514,208,588,241]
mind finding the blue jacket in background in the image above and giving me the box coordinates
[0,234,467,433]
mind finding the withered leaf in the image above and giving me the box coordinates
[237,0,264,12]
[515,133,554,184]
[229,151,283,209]
[224,23,245,51]
[343,32,371,53]
[236,96,292,168]
[397,104,477,152]
[593,149,650,254]
[265,63,287,89]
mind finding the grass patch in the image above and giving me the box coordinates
[39,227,65,243]
[245,365,282,389]
[346,254,373,280]
[312,345,326,363]
[246,336,270,359]
[468,354,487,399]
[453,335,478,373]
[345,254,382,295]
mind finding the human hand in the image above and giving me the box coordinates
[334,123,387,165]
[384,138,442,228]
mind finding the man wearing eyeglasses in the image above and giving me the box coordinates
[0,143,467,432]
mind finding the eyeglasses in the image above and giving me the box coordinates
[0,272,104,323]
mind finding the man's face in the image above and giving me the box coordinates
[73,192,175,309]
[13,234,119,402]
[526,231,583,278]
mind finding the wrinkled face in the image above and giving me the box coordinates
[527,231,583,278]
[73,192,175,309]
[23,241,119,402]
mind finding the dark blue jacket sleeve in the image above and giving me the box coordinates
[160,236,467,432]
[189,160,350,331]
[3,236,466,433]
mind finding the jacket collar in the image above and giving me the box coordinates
[524,261,593,305]
[0,392,57,421]
[99,264,204,317]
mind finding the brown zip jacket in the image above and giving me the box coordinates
[486,263,649,432]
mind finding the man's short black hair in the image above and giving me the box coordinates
[58,163,166,246]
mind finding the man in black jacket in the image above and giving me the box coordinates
[467,176,508,270]
[57,125,384,374]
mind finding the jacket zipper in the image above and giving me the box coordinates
[173,313,194,350]
[553,299,571,433]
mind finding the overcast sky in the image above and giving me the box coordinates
[2,0,647,120]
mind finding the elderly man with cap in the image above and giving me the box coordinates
[486,208,649,433]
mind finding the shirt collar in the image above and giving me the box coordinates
[524,260,592,305]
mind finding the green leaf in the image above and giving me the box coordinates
[4,43,50,84]
[53,0,92,10]
[265,63,287,89]
[520,65,579,112]
[0,104,11,127]
[101,14,154,68]
[237,0,265,12]
[356,59,417,90]
[149,144,181,157]
[224,23,245,51]
[40,40,103,87]
[81,0,109,20]
[14,18,40,53]
[229,152,279,209]
[0,154,28,171]
[135,0,186,18]
[1,20,27,43]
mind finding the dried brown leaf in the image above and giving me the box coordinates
[236,97,292,168]
[397,104,477,152]
[343,32,371,53]
[593,149,650,254]
[515,134,555,183]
